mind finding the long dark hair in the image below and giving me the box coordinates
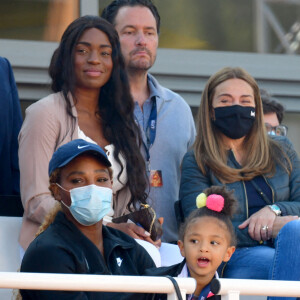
[49,15,147,209]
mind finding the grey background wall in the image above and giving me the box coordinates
[1,39,300,152]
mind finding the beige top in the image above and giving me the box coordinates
[18,92,131,250]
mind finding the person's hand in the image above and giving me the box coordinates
[143,217,164,248]
[271,215,299,238]
[107,222,152,240]
[238,206,276,241]
[107,217,164,248]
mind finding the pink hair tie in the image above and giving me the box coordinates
[206,194,224,212]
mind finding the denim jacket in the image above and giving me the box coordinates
[179,136,300,247]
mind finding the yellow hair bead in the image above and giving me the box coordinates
[196,193,207,208]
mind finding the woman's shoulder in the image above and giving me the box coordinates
[182,149,199,169]
[183,149,196,161]
[21,228,68,270]
[26,92,66,114]
[21,214,80,272]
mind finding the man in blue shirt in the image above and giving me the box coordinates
[102,0,196,243]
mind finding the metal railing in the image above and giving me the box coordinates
[0,272,196,300]
[212,278,300,300]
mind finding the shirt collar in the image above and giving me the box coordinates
[147,74,160,100]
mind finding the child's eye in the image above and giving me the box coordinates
[190,239,198,244]
[211,240,219,245]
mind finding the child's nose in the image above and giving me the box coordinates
[199,241,209,252]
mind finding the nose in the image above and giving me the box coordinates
[88,50,101,64]
[232,98,240,106]
[199,241,209,252]
[135,32,147,47]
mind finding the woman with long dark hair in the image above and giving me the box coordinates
[19,16,150,252]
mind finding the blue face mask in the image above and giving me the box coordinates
[56,184,112,226]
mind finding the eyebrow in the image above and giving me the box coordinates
[66,169,109,178]
[121,25,156,31]
[76,42,112,49]
[188,233,223,239]
[217,93,253,98]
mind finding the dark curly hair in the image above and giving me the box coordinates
[48,15,147,210]
[101,0,160,34]
[179,186,237,246]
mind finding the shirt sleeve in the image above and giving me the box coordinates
[18,98,60,225]
[6,58,23,195]
[274,137,300,216]
[179,151,211,219]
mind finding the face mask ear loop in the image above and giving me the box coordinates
[55,183,71,208]
[56,183,69,192]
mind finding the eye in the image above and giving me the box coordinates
[220,98,229,104]
[70,178,83,184]
[146,31,155,36]
[123,30,134,35]
[76,48,88,55]
[241,99,251,104]
[190,239,198,244]
[101,51,111,57]
[211,240,219,246]
[97,177,109,183]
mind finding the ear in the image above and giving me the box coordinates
[223,246,236,262]
[49,183,62,201]
[177,240,186,258]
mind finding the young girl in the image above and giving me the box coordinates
[146,186,236,300]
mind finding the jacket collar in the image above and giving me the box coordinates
[54,211,135,255]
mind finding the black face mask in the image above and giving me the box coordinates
[212,105,255,139]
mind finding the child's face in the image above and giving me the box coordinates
[178,216,235,282]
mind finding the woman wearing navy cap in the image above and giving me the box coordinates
[20,140,155,300]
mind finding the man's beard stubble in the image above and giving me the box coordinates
[127,47,156,73]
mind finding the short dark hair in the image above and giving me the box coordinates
[101,0,161,34]
[179,186,237,246]
[260,89,285,124]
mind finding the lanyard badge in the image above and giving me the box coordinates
[143,99,163,187]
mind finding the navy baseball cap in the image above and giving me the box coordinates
[48,139,111,176]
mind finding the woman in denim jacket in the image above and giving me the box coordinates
[179,67,300,300]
